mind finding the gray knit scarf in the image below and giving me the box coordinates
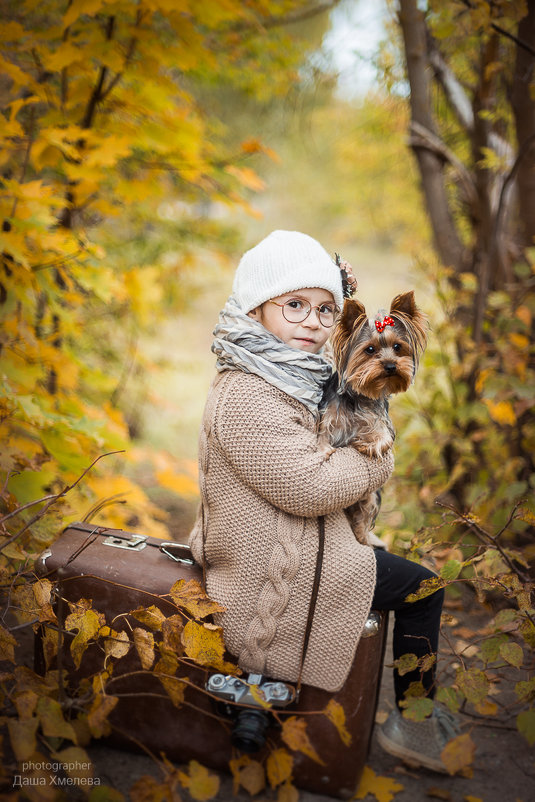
[212,295,332,414]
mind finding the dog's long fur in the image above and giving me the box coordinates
[319,291,428,545]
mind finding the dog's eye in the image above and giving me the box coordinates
[365,345,375,354]
[393,343,402,352]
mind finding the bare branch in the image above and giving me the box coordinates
[409,120,478,207]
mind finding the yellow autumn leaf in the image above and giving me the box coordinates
[241,138,281,162]
[62,0,105,28]
[99,626,130,663]
[441,733,476,776]
[178,760,220,801]
[354,765,404,802]
[169,578,225,619]
[129,605,166,631]
[41,41,85,72]
[225,164,266,191]
[154,653,187,707]
[8,717,39,762]
[37,696,77,742]
[161,614,184,655]
[41,626,59,671]
[281,716,325,766]
[509,332,529,349]
[182,620,237,672]
[277,781,299,802]
[157,468,199,497]
[52,747,93,783]
[133,627,155,669]
[87,693,119,738]
[229,755,266,796]
[0,623,18,662]
[474,698,498,715]
[64,607,103,669]
[266,748,294,788]
[475,367,492,394]
[84,135,132,168]
[515,304,531,327]
[483,399,516,426]
[14,689,39,720]
[324,698,352,746]
[33,579,57,624]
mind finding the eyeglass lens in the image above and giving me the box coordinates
[282,299,336,327]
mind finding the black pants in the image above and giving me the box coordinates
[371,549,444,708]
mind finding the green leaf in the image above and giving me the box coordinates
[41,427,91,475]
[493,609,517,630]
[439,559,462,581]
[480,633,508,664]
[499,641,524,668]
[436,686,462,714]
[393,653,419,676]
[515,678,535,703]
[517,709,535,746]
[400,696,434,721]
[7,468,56,506]
[456,667,490,705]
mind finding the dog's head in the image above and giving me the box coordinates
[331,291,428,400]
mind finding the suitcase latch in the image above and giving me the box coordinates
[159,542,195,565]
[102,534,147,551]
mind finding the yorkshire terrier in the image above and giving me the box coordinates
[319,290,428,545]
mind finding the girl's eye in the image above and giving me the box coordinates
[393,343,402,352]
[287,299,304,310]
[365,345,375,354]
[319,304,334,315]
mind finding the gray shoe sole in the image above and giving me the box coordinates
[376,725,449,774]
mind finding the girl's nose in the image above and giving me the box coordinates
[303,308,322,328]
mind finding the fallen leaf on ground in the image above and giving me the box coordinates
[441,733,476,775]
[353,765,404,801]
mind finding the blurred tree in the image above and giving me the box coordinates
[383,0,534,544]
[0,0,339,541]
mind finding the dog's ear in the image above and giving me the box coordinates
[331,299,367,372]
[390,291,428,360]
[337,298,367,338]
[390,291,417,318]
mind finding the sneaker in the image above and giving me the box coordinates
[376,706,461,773]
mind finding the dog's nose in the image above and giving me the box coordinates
[384,363,397,375]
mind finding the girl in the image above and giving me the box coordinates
[189,230,459,773]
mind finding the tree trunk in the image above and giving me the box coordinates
[397,0,466,273]
[511,0,535,250]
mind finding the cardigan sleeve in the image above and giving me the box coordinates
[211,372,394,518]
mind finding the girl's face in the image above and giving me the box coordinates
[248,287,336,354]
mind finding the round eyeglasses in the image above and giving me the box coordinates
[268,298,340,328]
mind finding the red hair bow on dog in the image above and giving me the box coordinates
[375,315,395,333]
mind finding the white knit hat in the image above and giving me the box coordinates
[232,230,344,312]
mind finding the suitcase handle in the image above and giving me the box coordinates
[159,542,195,565]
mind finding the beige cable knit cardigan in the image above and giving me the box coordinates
[189,370,394,692]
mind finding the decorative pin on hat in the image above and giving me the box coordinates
[335,253,357,299]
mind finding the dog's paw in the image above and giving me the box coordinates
[354,440,390,459]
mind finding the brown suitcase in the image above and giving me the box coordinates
[35,522,388,799]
